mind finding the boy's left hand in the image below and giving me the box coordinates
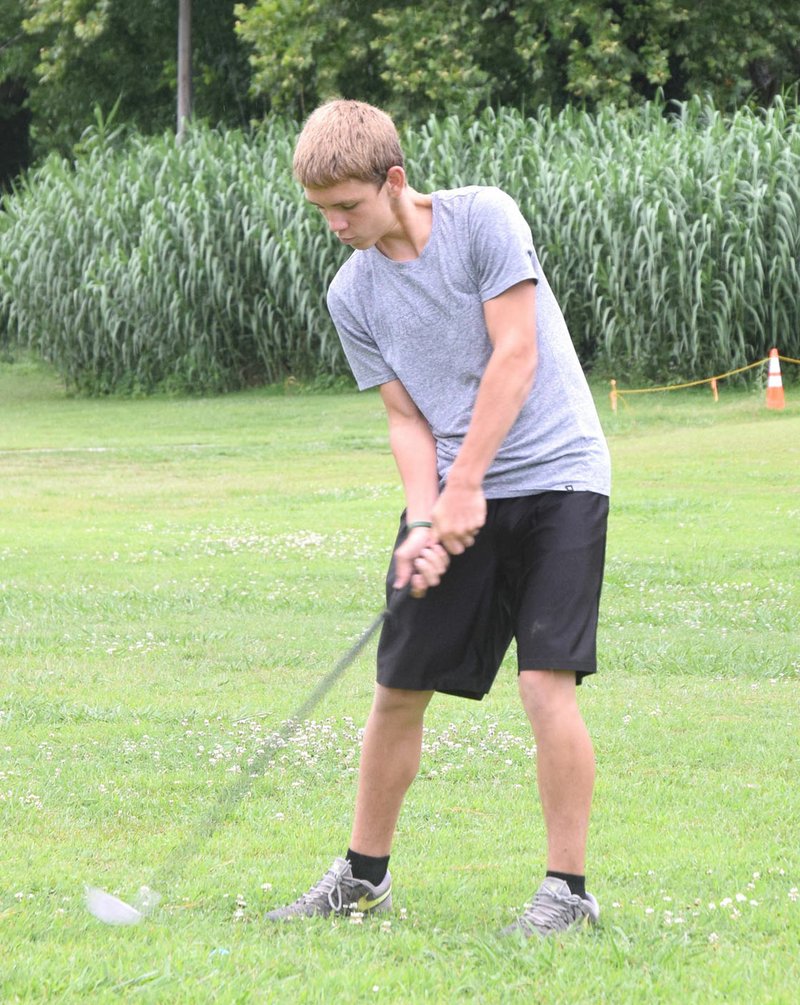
[393,526,450,597]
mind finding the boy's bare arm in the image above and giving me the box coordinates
[379,379,449,595]
[433,279,537,553]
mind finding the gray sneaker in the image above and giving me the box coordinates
[502,877,600,937]
[265,857,392,920]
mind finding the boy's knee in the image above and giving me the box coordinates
[371,683,433,721]
[518,669,578,723]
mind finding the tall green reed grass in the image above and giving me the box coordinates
[1,97,798,393]
[416,97,800,376]
[0,124,347,393]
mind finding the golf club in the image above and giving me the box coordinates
[85,588,405,925]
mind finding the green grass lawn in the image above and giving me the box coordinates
[1,357,799,1003]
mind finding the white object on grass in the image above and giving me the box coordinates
[85,885,161,925]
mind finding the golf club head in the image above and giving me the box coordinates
[85,885,161,926]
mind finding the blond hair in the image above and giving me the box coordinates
[293,99,404,188]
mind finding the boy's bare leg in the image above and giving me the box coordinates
[518,669,595,874]
[349,683,434,856]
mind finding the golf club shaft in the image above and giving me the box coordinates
[143,591,403,897]
[287,604,389,724]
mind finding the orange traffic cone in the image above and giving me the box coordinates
[766,348,785,410]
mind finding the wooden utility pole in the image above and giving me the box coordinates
[177,0,192,143]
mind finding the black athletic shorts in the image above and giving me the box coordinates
[376,491,609,700]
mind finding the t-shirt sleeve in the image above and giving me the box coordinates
[468,188,538,302]
[327,284,397,390]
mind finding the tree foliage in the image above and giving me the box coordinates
[230,1,384,120]
[0,0,39,181]
[1,0,799,179]
[235,0,800,120]
[0,0,262,158]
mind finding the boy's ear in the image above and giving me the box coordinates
[385,165,406,195]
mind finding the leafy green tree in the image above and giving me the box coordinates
[370,2,490,120]
[2,1,261,156]
[233,0,385,118]
[511,0,800,108]
[234,0,507,119]
[510,1,680,107]
[236,0,800,120]
[0,0,39,183]
[4,0,799,179]
[674,0,800,105]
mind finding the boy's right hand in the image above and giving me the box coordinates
[393,527,450,597]
[431,480,486,555]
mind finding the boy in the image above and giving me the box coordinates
[266,100,611,936]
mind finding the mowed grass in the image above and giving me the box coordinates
[1,357,799,1003]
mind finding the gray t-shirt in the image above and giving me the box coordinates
[327,186,611,498]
